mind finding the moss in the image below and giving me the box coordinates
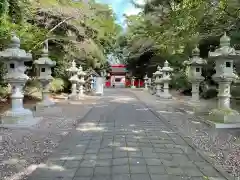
[209,108,238,116]
[208,108,239,123]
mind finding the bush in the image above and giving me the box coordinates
[201,87,218,99]
[170,71,191,92]
[50,78,65,93]
[0,84,11,98]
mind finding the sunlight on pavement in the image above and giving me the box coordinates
[39,164,65,171]
[119,147,138,152]
[161,130,177,134]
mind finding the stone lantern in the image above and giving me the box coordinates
[0,33,38,126]
[208,32,240,124]
[161,60,173,99]
[67,60,79,100]
[34,44,56,107]
[89,74,94,90]
[154,66,163,97]
[131,76,136,88]
[184,47,206,101]
[144,74,149,90]
[77,65,86,97]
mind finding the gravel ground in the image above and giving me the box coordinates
[131,89,240,178]
[0,98,98,180]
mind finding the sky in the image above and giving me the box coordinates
[96,0,144,27]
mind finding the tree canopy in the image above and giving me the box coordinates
[116,0,240,79]
[0,0,122,76]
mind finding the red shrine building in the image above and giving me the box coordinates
[106,64,127,87]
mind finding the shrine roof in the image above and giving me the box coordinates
[111,64,126,68]
[110,67,127,73]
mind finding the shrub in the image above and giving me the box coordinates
[49,78,65,93]
[170,71,191,91]
[0,84,11,98]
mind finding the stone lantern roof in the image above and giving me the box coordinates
[162,61,173,72]
[220,32,230,47]
[34,48,56,67]
[0,33,32,61]
[209,32,237,58]
[67,60,79,73]
[189,47,206,66]
[69,74,79,83]
[154,66,162,76]
[77,65,86,76]
[144,74,148,80]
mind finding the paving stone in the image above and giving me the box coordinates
[112,165,130,174]
[172,154,189,162]
[157,153,172,160]
[94,166,111,175]
[99,148,112,153]
[113,158,129,165]
[95,159,112,166]
[150,174,169,180]
[63,160,81,168]
[113,151,128,158]
[145,158,162,166]
[142,151,158,157]
[91,175,111,180]
[112,174,131,180]
[182,167,204,176]
[80,160,96,167]
[84,154,97,160]
[188,154,205,162]
[128,152,143,158]
[73,178,91,180]
[131,174,151,180]
[165,167,184,175]
[129,158,146,165]
[147,165,166,174]
[75,167,94,177]
[97,153,112,159]
[130,165,148,174]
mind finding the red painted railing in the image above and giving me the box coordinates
[105,79,145,88]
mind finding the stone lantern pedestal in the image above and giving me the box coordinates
[77,65,86,98]
[184,47,206,102]
[95,77,104,96]
[67,60,79,100]
[208,32,240,126]
[0,34,42,128]
[154,66,163,97]
[131,76,136,88]
[160,61,173,99]
[89,74,94,95]
[34,45,56,108]
[144,74,149,90]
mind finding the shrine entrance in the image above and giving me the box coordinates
[106,64,127,88]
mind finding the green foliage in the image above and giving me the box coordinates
[0,0,121,99]
[0,84,10,98]
[116,0,240,98]
[170,71,191,90]
[49,78,65,93]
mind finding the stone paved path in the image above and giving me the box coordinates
[26,89,228,180]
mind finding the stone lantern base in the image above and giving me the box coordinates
[35,99,57,113]
[94,77,104,96]
[160,93,172,99]
[208,108,240,128]
[68,94,79,101]
[0,108,42,128]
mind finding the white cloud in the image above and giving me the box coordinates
[124,6,142,16]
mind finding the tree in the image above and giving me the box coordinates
[0,0,121,95]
